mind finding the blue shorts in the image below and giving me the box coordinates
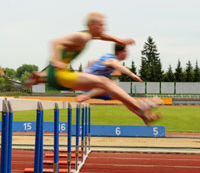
[93,94,112,100]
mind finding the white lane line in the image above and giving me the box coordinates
[86,163,200,169]
[89,156,200,162]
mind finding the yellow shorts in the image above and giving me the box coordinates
[47,65,78,90]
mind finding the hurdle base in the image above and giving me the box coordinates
[24,168,68,173]
[43,160,76,165]
[45,153,82,158]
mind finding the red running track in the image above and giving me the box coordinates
[80,152,200,173]
[9,150,200,173]
[11,149,77,173]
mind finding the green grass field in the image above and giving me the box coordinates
[12,106,200,133]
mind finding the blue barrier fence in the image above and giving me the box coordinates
[0,122,165,137]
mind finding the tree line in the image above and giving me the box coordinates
[0,64,38,82]
[119,36,200,82]
[0,64,38,92]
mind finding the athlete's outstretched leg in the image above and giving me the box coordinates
[73,73,161,125]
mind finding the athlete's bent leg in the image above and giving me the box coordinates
[76,88,107,102]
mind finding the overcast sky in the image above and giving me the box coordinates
[0,0,199,72]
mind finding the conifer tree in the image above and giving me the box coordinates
[194,61,200,82]
[185,60,194,82]
[163,64,175,82]
[130,61,137,75]
[140,36,163,81]
[174,60,184,82]
[139,57,149,81]
[128,60,137,81]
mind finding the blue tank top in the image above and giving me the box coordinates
[86,53,117,77]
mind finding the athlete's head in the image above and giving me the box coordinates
[86,12,105,37]
[114,44,128,61]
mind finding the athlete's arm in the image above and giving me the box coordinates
[86,59,98,70]
[95,33,135,46]
[104,59,143,83]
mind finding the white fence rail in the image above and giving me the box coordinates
[32,82,200,94]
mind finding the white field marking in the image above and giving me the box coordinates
[85,163,200,169]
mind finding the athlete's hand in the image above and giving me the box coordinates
[120,38,136,46]
[133,75,143,83]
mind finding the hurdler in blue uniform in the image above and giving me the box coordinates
[77,43,143,101]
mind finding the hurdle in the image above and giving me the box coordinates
[0,99,13,173]
[0,98,91,173]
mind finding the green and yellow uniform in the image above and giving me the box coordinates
[47,42,86,90]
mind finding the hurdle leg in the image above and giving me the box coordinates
[1,100,9,173]
[54,103,59,173]
[88,106,91,151]
[39,107,44,173]
[81,105,85,162]
[7,101,13,173]
[75,104,80,170]
[67,103,72,173]
[34,102,43,173]
[84,106,88,155]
